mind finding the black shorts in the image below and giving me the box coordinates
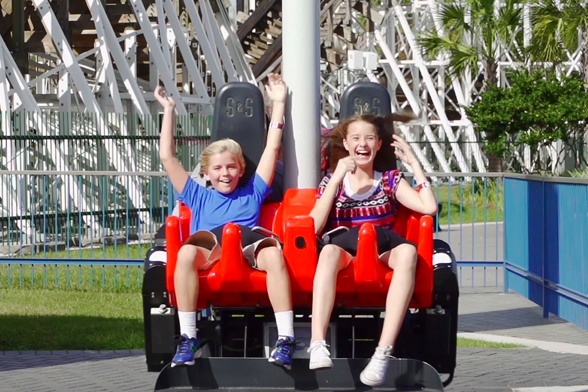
[209,225,269,248]
[324,226,415,257]
[183,225,280,270]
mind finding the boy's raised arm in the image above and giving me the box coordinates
[256,73,287,186]
[155,86,191,195]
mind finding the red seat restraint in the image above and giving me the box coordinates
[336,192,434,309]
[273,189,318,296]
[164,202,280,309]
[164,189,434,310]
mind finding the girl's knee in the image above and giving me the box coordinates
[316,244,344,272]
[392,244,417,270]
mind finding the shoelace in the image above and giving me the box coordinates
[276,338,298,355]
[308,341,331,355]
[367,351,392,373]
[177,340,194,354]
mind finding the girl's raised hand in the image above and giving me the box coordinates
[391,134,418,166]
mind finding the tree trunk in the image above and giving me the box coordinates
[485,59,503,172]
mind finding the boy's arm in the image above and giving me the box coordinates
[256,73,286,186]
[155,86,191,194]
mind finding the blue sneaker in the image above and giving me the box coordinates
[171,334,203,367]
[268,336,296,370]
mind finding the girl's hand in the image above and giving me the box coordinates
[392,134,418,167]
[265,73,287,103]
[332,156,357,183]
[154,86,176,109]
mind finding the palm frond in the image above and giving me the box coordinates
[439,3,470,36]
[448,44,481,77]
[559,4,587,52]
[418,34,456,59]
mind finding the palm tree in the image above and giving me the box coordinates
[529,0,588,161]
[418,0,526,171]
[529,0,587,88]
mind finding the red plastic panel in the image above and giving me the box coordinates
[163,187,435,310]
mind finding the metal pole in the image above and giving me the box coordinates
[282,0,321,189]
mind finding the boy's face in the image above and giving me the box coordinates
[343,121,382,169]
[203,151,243,194]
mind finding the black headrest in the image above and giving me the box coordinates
[212,82,266,185]
[339,81,392,120]
[338,82,397,171]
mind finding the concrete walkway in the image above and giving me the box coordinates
[2,292,588,392]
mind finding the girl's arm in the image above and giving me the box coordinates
[392,135,438,215]
[155,86,190,194]
[310,156,357,234]
[256,73,287,186]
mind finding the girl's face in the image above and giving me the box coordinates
[342,121,382,168]
[203,151,243,194]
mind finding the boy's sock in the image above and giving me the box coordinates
[275,310,295,338]
[178,311,197,339]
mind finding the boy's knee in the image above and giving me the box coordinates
[177,245,198,267]
[257,246,286,272]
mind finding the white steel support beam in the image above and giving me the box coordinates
[155,0,172,73]
[161,0,221,98]
[125,29,138,79]
[0,45,24,238]
[86,0,151,115]
[199,0,239,82]
[32,0,150,221]
[391,1,472,173]
[376,30,450,173]
[211,0,255,83]
[0,36,102,236]
[128,0,191,115]
[179,0,225,89]
[427,0,486,172]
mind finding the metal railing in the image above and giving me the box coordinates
[504,174,588,331]
[0,172,504,291]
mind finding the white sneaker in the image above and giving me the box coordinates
[308,340,333,370]
[359,346,393,386]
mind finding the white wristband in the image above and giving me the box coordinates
[269,121,283,130]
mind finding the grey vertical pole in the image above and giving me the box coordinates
[282,0,321,189]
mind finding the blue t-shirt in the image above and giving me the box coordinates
[177,173,272,235]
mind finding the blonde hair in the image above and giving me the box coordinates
[199,138,246,176]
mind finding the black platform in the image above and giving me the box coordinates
[154,358,444,391]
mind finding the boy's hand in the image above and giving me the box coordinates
[265,73,287,103]
[154,86,176,110]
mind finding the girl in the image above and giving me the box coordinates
[306,114,438,386]
[155,74,296,370]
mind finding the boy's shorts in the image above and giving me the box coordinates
[322,226,416,260]
[182,225,281,270]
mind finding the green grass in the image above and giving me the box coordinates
[8,243,146,261]
[456,337,523,349]
[0,288,523,351]
[433,178,504,225]
[0,289,143,351]
[0,258,143,293]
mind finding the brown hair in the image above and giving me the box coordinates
[327,113,413,172]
